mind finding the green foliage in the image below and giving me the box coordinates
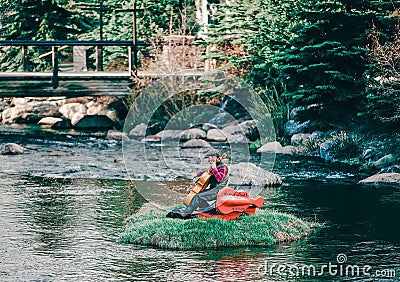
[204,0,303,70]
[126,73,231,134]
[330,131,361,160]
[121,208,318,250]
[277,0,396,130]
[80,0,199,69]
[0,0,95,71]
[249,139,262,153]
[203,0,302,136]
[303,135,324,156]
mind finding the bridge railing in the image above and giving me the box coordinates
[0,40,153,88]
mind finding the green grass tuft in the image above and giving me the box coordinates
[120,209,320,250]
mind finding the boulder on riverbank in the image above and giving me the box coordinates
[0,143,24,155]
[120,209,318,250]
[1,97,126,131]
[359,173,400,186]
[2,101,58,123]
[220,120,258,142]
[59,103,87,120]
[374,154,397,169]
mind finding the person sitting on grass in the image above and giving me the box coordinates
[167,151,229,219]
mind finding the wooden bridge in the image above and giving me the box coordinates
[0,40,205,97]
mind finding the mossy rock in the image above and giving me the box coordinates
[120,209,319,250]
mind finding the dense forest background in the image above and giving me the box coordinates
[0,0,399,136]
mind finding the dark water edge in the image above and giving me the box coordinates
[0,125,400,281]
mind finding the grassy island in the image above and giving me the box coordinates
[120,209,319,250]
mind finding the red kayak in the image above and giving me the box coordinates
[198,187,264,220]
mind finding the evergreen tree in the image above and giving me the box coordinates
[202,0,304,136]
[0,0,95,71]
[278,0,395,130]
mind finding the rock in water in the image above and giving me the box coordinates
[227,134,249,143]
[38,117,71,129]
[359,173,400,186]
[238,120,259,141]
[180,128,207,141]
[106,130,130,141]
[0,143,24,155]
[128,123,147,139]
[207,128,227,142]
[141,135,162,142]
[181,139,212,148]
[202,123,218,132]
[155,130,181,140]
[281,145,297,155]
[73,115,114,130]
[222,124,241,136]
[257,141,283,153]
[229,162,282,187]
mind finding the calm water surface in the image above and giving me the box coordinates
[0,125,399,281]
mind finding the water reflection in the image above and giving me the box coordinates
[21,177,74,253]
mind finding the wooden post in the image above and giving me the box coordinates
[132,0,138,75]
[96,45,103,71]
[128,45,134,74]
[97,1,104,71]
[22,46,28,71]
[52,46,59,89]
[79,2,143,74]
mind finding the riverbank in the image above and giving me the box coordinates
[1,95,399,185]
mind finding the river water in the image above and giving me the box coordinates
[0,124,399,281]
